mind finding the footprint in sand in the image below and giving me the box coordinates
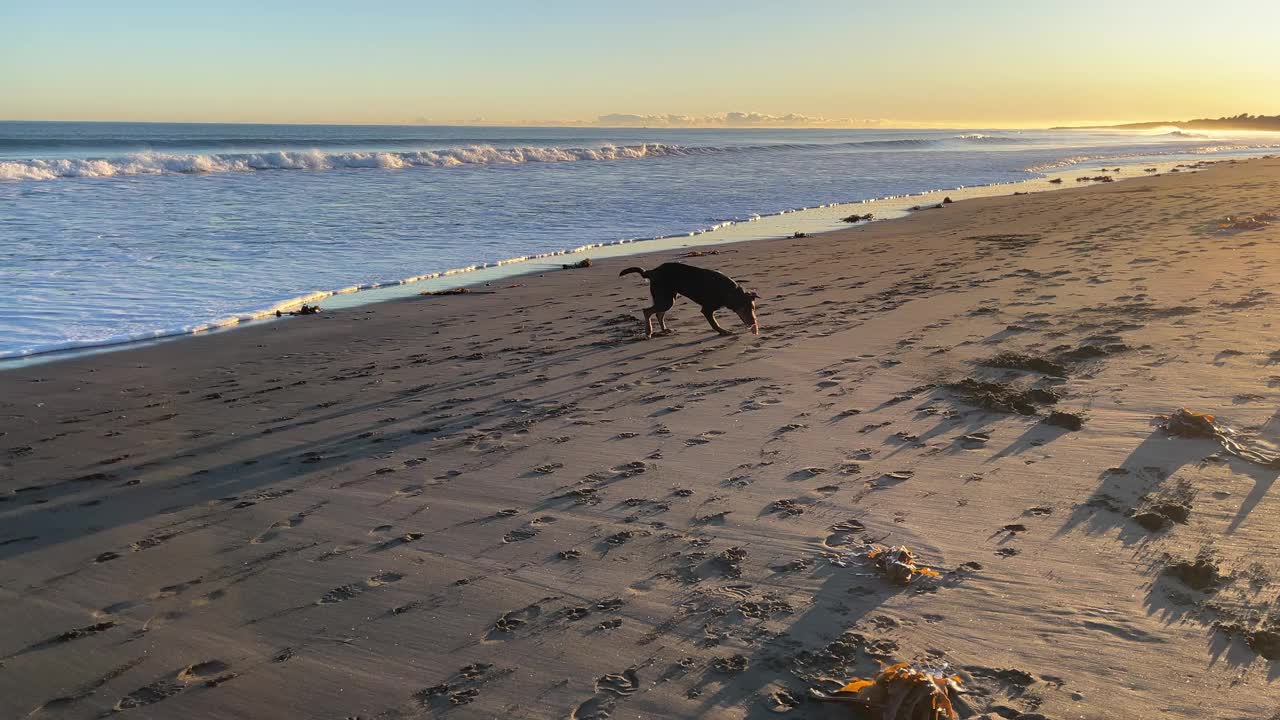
[317,572,403,604]
[96,600,138,617]
[823,519,867,548]
[393,484,425,498]
[251,508,314,544]
[177,659,232,682]
[595,669,640,695]
[149,578,202,600]
[191,589,226,607]
[571,669,641,719]
[115,660,233,711]
[376,532,424,551]
[787,467,828,480]
[627,577,657,593]
[763,689,803,713]
[366,571,403,587]
[315,543,361,562]
[571,696,616,720]
[33,657,145,713]
[17,621,117,655]
[503,527,539,543]
[586,461,649,483]
[487,599,557,640]
[685,431,725,446]
[114,679,184,711]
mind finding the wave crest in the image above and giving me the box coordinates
[0,143,699,181]
[0,134,1055,181]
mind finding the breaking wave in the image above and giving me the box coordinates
[7,131,1268,183]
[0,144,706,181]
[1024,142,1280,172]
[0,134,1045,182]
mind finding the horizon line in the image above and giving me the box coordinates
[0,118,1135,130]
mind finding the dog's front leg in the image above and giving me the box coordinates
[702,308,731,336]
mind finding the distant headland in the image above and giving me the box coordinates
[1053,113,1280,131]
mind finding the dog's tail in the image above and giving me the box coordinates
[619,266,648,279]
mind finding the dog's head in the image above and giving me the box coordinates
[732,290,760,335]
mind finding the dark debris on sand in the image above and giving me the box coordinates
[841,212,874,223]
[1133,502,1189,532]
[1043,411,1085,431]
[1131,476,1196,532]
[983,352,1068,377]
[275,303,322,317]
[1165,555,1223,592]
[944,379,1059,416]
[981,343,1130,379]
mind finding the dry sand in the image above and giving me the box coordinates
[3,158,1280,719]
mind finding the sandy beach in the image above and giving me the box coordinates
[4,157,1280,719]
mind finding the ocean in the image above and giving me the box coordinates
[2,121,1276,360]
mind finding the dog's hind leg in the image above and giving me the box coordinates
[702,307,732,336]
[643,286,676,338]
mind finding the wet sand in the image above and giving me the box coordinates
[3,157,1280,719]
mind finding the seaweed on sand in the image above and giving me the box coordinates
[944,379,1058,416]
[866,545,941,585]
[811,662,967,720]
[982,352,1067,377]
[1160,408,1280,468]
[1216,213,1278,231]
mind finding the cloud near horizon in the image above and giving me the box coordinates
[416,111,941,128]
[591,112,891,128]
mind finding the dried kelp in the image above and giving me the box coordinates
[812,662,965,720]
[1160,408,1280,468]
[866,545,941,585]
[1217,213,1277,231]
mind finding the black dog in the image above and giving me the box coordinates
[619,262,759,338]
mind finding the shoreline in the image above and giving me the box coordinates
[3,157,1280,718]
[3,152,1265,367]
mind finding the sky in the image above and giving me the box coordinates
[3,0,1278,128]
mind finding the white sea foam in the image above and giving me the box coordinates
[1023,142,1280,172]
[0,135,1060,182]
[0,143,699,181]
